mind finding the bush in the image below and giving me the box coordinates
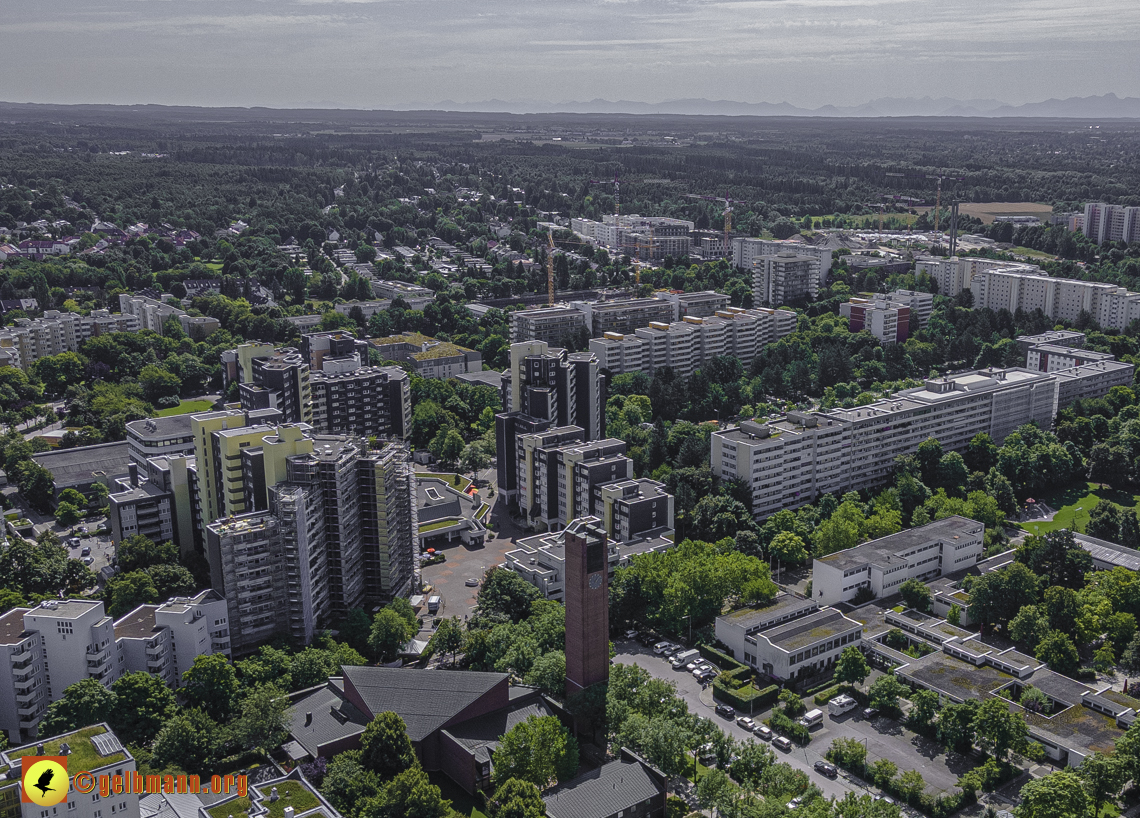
[713,681,779,711]
[813,683,868,707]
[156,395,181,409]
[766,711,810,745]
[852,586,876,605]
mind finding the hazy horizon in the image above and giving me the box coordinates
[2,0,1138,111]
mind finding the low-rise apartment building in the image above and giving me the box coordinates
[812,517,985,606]
[370,332,482,378]
[509,306,588,345]
[505,519,674,601]
[840,297,910,343]
[1025,343,1115,372]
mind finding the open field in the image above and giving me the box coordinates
[916,201,1053,224]
[1019,481,1140,536]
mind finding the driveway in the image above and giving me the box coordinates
[614,641,862,801]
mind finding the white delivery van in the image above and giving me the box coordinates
[671,649,700,668]
[799,708,825,728]
[828,694,857,716]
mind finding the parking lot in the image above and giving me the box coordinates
[614,638,972,801]
[419,497,524,623]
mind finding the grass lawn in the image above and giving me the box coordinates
[1019,481,1140,536]
[156,398,215,417]
[420,518,459,533]
[1012,245,1057,260]
[201,261,223,272]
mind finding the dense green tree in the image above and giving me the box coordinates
[486,778,546,818]
[110,671,177,745]
[768,531,809,565]
[369,608,416,662]
[476,566,543,624]
[105,570,159,617]
[321,751,382,818]
[491,715,579,790]
[38,678,116,736]
[1036,630,1080,676]
[1018,770,1089,818]
[868,675,907,715]
[359,766,452,818]
[907,689,941,732]
[427,616,465,666]
[361,712,417,779]
[971,697,1028,761]
[1078,752,1125,818]
[834,646,871,686]
[151,708,224,774]
[968,562,1040,632]
[1016,529,1093,589]
[231,684,289,752]
[181,653,240,722]
[1009,605,1051,651]
[117,534,179,573]
[898,579,932,612]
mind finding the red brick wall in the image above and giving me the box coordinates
[564,526,610,695]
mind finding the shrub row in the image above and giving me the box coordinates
[713,680,780,711]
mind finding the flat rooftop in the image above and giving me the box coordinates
[898,650,1014,703]
[24,599,104,619]
[0,608,31,644]
[760,608,859,652]
[720,595,818,631]
[114,605,161,639]
[127,414,195,440]
[819,516,982,572]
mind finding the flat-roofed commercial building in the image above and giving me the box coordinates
[812,517,985,606]
[715,595,862,683]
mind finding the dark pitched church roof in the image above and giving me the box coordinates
[341,665,508,742]
[544,754,665,818]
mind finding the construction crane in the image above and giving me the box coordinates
[885,172,964,234]
[546,230,556,306]
[686,194,747,258]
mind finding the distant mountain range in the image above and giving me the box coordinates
[432,93,1140,119]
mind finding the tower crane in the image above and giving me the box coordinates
[885,172,964,233]
[685,194,747,259]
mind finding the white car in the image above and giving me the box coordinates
[691,664,712,678]
[736,716,756,731]
[754,725,774,741]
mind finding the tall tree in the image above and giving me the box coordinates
[181,653,240,722]
[491,715,579,790]
[361,712,417,779]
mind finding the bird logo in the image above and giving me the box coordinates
[21,757,69,807]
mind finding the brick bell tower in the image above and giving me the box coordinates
[564,517,611,697]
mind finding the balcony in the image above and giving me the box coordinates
[15,688,38,704]
[18,702,41,718]
[9,647,33,664]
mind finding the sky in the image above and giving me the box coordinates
[2,0,1139,110]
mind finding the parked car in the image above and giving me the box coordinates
[691,664,712,678]
[686,659,703,671]
[814,761,838,777]
[773,736,793,751]
[696,670,716,684]
[874,795,896,805]
[653,641,672,654]
[754,725,774,741]
[638,633,656,646]
[80,546,91,557]
[736,716,756,731]
[862,707,880,720]
[624,629,639,640]
[82,556,94,565]
[715,704,735,719]
[663,644,680,656]
[787,797,803,810]
[66,538,80,548]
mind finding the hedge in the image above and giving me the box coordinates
[698,644,746,672]
[713,682,780,711]
[812,683,869,707]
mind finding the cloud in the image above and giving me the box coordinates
[0,0,1136,108]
